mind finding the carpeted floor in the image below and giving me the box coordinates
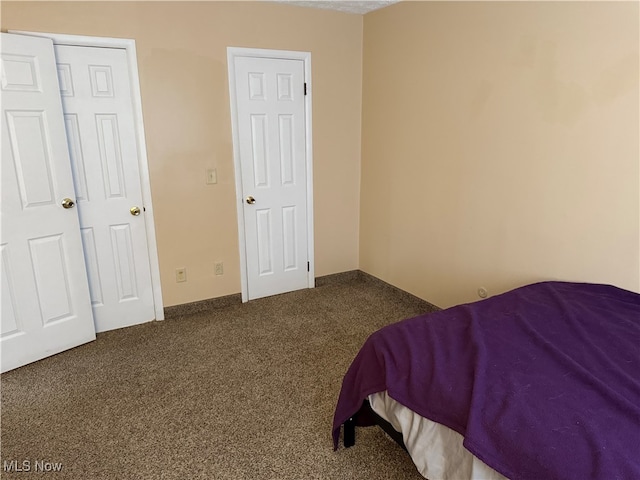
[1,271,438,479]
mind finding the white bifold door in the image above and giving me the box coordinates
[1,32,160,373]
[232,55,311,301]
[1,33,96,372]
[54,45,155,333]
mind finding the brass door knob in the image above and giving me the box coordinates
[61,198,75,209]
[246,196,256,205]
[130,206,141,216]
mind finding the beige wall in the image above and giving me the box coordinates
[361,1,640,308]
[4,1,638,311]
[1,1,363,306]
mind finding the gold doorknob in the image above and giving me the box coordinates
[246,196,256,205]
[61,198,75,209]
[130,206,141,216]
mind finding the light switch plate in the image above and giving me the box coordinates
[206,169,217,185]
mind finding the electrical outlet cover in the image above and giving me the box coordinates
[214,262,224,275]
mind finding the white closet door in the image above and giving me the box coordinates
[1,33,96,373]
[54,45,155,332]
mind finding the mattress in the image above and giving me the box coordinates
[369,391,507,480]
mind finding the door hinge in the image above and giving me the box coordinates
[307,261,310,272]
[304,83,307,96]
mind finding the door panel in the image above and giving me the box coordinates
[64,114,89,201]
[6,111,58,206]
[1,33,96,373]
[233,56,308,300]
[29,234,76,324]
[80,227,104,306]
[1,245,20,338]
[54,45,155,332]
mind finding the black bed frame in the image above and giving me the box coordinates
[343,399,408,452]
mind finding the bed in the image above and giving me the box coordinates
[332,281,640,480]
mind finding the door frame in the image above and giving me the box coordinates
[10,30,165,320]
[227,47,314,302]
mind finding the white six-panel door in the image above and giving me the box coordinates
[54,45,155,332]
[233,56,309,300]
[0,33,96,373]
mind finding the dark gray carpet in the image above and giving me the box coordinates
[1,271,438,479]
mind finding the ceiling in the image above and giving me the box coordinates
[273,0,400,15]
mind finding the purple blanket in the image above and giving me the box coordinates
[332,281,640,480]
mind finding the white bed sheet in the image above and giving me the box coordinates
[368,391,508,480]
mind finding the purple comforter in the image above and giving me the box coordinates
[332,281,640,480]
